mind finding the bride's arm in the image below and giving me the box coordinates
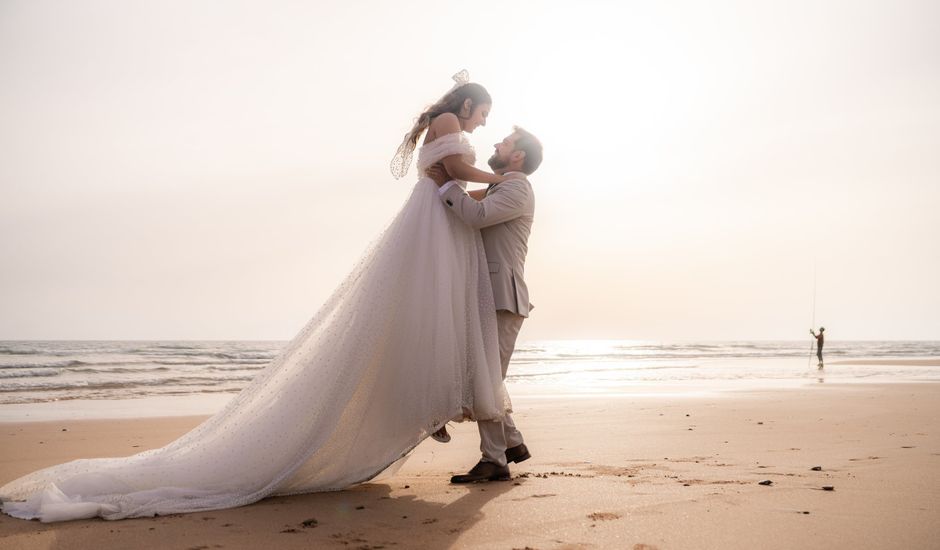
[468,189,488,201]
[426,164,490,202]
[429,114,505,185]
[440,154,504,185]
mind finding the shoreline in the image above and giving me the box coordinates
[3,377,938,423]
[4,377,940,424]
[1,382,938,549]
[826,358,940,366]
[3,355,939,423]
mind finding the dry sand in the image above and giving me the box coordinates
[1,382,938,549]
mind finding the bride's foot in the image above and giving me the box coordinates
[431,425,451,443]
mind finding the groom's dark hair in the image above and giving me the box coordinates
[513,126,543,175]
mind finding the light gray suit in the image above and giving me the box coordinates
[440,172,535,466]
[440,174,534,316]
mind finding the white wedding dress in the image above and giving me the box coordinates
[1,132,510,522]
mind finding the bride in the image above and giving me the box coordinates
[1,71,511,522]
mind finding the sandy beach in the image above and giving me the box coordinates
[1,381,938,550]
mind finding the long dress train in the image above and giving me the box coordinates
[1,132,509,522]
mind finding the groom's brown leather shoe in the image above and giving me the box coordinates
[505,443,531,464]
[450,460,510,483]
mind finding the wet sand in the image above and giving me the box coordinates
[826,359,940,366]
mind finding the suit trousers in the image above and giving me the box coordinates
[479,310,526,466]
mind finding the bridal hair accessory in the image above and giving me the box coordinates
[449,69,470,93]
[390,70,471,179]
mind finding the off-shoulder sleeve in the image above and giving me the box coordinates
[416,133,474,172]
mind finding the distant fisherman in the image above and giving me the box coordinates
[810,327,825,366]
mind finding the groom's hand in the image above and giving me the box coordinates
[426,163,450,187]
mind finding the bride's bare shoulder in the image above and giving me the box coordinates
[424,113,461,144]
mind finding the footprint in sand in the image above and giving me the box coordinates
[511,493,558,501]
[587,512,621,521]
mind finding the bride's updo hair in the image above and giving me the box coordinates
[390,80,491,179]
[404,82,492,149]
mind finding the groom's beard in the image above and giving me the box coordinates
[488,154,509,171]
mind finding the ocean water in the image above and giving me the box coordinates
[1,340,938,407]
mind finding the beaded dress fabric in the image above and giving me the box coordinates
[0,131,509,522]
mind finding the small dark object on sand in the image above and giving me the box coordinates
[758,480,773,486]
[301,518,318,528]
[802,511,810,515]
[811,466,822,471]
[822,485,835,491]
[355,505,365,510]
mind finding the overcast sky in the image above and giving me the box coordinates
[1,0,938,341]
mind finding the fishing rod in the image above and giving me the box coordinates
[808,263,816,368]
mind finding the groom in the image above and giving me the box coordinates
[428,126,543,483]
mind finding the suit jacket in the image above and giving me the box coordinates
[440,173,535,317]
